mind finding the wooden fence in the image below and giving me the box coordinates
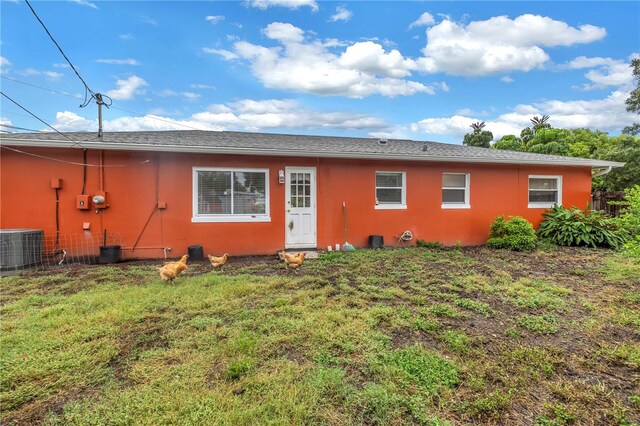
[591,190,626,217]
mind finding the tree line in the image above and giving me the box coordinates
[462,59,640,192]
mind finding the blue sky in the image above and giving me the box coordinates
[1,0,638,143]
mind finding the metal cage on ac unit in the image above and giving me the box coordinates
[0,229,44,271]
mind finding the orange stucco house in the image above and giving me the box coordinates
[0,130,623,258]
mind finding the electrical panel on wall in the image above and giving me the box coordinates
[77,195,90,210]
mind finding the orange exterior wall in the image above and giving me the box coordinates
[0,147,593,258]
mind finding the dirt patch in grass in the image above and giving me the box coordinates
[0,387,101,426]
[107,314,172,387]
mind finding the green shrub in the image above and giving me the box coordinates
[416,239,444,249]
[537,205,625,249]
[614,185,640,257]
[487,216,537,252]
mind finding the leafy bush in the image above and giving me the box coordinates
[537,205,625,249]
[615,185,640,257]
[492,135,523,151]
[487,216,537,252]
[416,239,443,249]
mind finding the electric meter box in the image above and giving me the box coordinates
[92,191,108,209]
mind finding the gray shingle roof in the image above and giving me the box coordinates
[0,130,624,168]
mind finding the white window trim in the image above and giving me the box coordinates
[192,167,271,223]
[375,171,407,210]
[528,175,562,209]
[442,173,470,209]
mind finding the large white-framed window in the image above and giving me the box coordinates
[192,167,270,222]
[528,175,562,208]
[375,171,406,209]
[442,173,470,209]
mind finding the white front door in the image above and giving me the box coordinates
[285,167,317,248]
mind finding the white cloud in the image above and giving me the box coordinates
[48,99,388,133]
[330,6,352,22]
[338,42,418,78]
[408,12,435,29]
[18,68,64,80]
[565,55,635,90]
[203,48,239,61]
[245,0,319,12]
[182,92,201,101]
[119,33,134,40]
[155,89,201,100]
[205,15,225,24]
[156,89,179,97]
[147,108,182,116]
[20,68,40,76]
[567,56,613,69]
[140,16,158,26]
[190,83,216,90]
[96,58,140,65]
[411,90,635,141]
[206,15,607,97]
[501,76,514,83]
[43,71,64,80]
[0,56,10,74]
[418,14,606,76]
[583,65,633,90]
[69,0,97,9]
[207,22,439,98]
[455,108,475,116]
[105,75,148,100]
[263,22,305,43]
[1,118,14,131]
[52,63,70,68]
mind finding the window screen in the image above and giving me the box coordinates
[442,173,468,205]
[196,169,267,217]
[376,172,405,205]
[528,177,560,204]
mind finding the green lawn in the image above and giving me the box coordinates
[1,247,639,425]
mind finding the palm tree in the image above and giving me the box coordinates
[530,115,550,131]
[470,121,486,134]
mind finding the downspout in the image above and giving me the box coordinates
[592,166,612,178]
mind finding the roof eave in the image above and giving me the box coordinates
[0,138,626,168]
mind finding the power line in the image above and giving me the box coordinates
[0,108,38,120]
[2,75,205,132]
[0,146,151,167]
[0,123,42,132]
[1,76,83,101]
[23,0,112,140]
[23,0,106,108]
[0,91,82,148]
